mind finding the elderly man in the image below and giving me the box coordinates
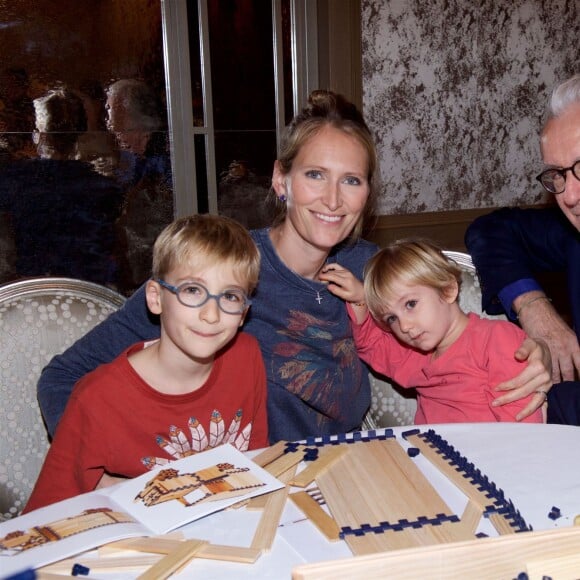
[466,74,580,424]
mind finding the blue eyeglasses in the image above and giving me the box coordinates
[156,279,251,315]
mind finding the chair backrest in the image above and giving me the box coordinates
[363,251,507,430]
[0,277,125,520]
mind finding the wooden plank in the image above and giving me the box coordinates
[526,553,580,579]
[100,537,261,563]
[290,445,349,488]
[198,544,262,564]
[41,554,162,574]
[229,443,301,510]
[250,440,288,468]
[487,513,518,535]
[292,526,580,580]
[246,448,307,508]
[369,207,493,252]
[136,539,207,580]
[460,500,483,534]
[405,432,491,507]
[316,440,474,555]
[261,448,305,478]
[232,444,297,510]
[405,432,522,536]
[100,536,184,556]
[289,490,340,541]
[245,492,271,510]
[251,464,297,552]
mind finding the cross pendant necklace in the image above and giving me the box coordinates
[270,228,328,305]
[287,269,327,304]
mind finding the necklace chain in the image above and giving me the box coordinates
[269,227,328,304]
[287,267,327,304]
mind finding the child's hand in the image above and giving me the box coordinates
[95,472,128,490]
[319,264,369,325]
[319,263,364,303]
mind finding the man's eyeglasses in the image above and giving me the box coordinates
[536,160,580,194]
[156,279,251,315]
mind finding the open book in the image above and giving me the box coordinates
[0,444,283,576]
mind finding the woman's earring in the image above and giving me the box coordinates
[279,194,287,203]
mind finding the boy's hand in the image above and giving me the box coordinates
[96,472,128,490]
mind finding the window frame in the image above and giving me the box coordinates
[160,0,318,218]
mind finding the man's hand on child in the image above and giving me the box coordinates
[492,337,552,420]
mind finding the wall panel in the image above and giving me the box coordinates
[362,0,579,215]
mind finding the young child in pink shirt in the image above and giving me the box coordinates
[337,240,544,424]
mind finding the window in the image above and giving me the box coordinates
[163,0,360,228]
[0,0,356,294]
[163,0,299,229]
[0,0,173,295]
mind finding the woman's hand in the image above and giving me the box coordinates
[491,337,552,420]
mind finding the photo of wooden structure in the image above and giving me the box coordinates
[134,462,265,508]
[0,508,135,553]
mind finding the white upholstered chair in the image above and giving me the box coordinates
[362,251,507,430]
[0,277,125,520]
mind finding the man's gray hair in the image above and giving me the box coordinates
[107,79,163,132]
[549,73,580,118]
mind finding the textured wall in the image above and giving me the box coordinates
[362,0,579,215]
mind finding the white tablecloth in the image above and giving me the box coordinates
[38,423,580,579]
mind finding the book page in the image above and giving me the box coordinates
[0,444,282,576]
[106,444,283,535]
[0,493,148,577]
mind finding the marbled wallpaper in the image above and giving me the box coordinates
[362,0,579,215]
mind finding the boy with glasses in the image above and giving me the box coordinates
[24,214,268,512]
[466,73,580,423]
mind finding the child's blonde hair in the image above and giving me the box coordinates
[152,214,260,292]
[364,239,462,319]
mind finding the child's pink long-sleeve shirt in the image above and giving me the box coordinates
[349,310,543,424]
